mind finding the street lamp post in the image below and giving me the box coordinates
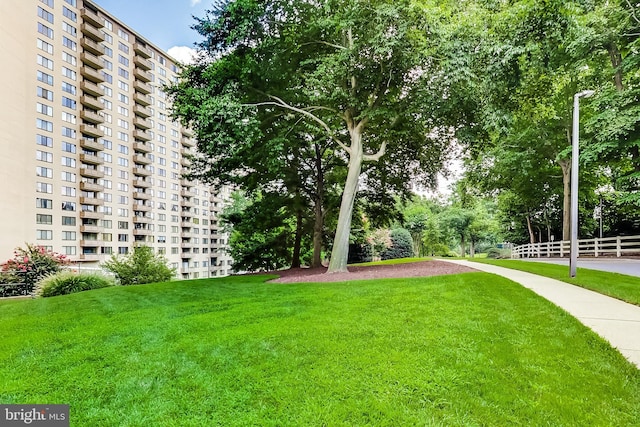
[570,89,595,278]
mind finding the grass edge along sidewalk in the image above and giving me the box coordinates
[0,273,639,425]
[470,258,640,306]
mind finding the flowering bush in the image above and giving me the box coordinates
[1,244,69,291]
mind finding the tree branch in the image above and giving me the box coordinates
[300,41,347,50]
[626,0,640,25]
[363,140,386,162]
[247,96,351,154]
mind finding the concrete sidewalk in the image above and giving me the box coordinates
[445,259,640,369]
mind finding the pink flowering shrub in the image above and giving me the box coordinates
[1,244,68,291]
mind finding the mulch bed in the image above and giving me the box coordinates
[267,260,478,283]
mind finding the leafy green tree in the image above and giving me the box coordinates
[168,0,478,273]
[102,246,175,286]
[381,228,414,261]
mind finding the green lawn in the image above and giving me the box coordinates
[1,273,639,426]
[472,258,640,306]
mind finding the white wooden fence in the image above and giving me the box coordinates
[511,235,640,259]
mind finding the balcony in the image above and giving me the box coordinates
[181,252,193,259]
[133,229,153,236]
[180,157,191,167]
[133,178,151,188]
[80,80,104,97]
[80,95,103,111]
[80,181,104,192]
[80,153,103,165]
[80,196,104,206]
[79,167,104,179]
[133,191,151,200]
[181,199,195,208]
[80,138,103,152]
[133,203,151,212]
[80,124,104,138]
[180,242,194,249]
[133,142,151,153]
[133,104,151,118]
[132,154,151,166]
[180,189,196,198]
[133,129,151,141]
[180,178,193,187]
[80,52,105,70]
[80,109,104,124]
[80,37,105,56]
[181,137,195,148]
[80,225,102,233]
[79,253,101,261]
[80,210,103,219]
[80,66,104,84]
[80,240,101,248]
[133,68,152,82]
[132,166,151,177]
[133,42,152,58]
[133,80,152,94]
[181,222,192,228]
[181,232,194,239]
[134,55,152,70]
[133,117,151,129]
[133,215,152,224]
[133,92,151,106]
[81,8,105,28]
[81,23,105,42]
[182,128,194,138]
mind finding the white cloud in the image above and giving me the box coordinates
[167,46,197,64]
[190,0,202,6]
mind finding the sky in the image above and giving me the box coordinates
[91,0,211,62]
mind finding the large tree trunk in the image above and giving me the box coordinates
[558,156,571,241]
[312,143,325,268]
[470,239,475,258]
[526,213,536,244]
[608,43,624,91]
[327,123,363,273]
[460,234,466,258]
[291,206,303,268]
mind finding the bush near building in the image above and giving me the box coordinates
[35,271,116,297]
[102,245,175,286]
[0,244,68,292]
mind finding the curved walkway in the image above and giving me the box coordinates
[520,258,640,277]
[445,259,640,369]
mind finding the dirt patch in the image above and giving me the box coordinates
[267,260,478,283]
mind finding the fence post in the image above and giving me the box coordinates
[594,238,599,257]
[617,236,621,257]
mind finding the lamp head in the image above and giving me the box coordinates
[576,90,595,98]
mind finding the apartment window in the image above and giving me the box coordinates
[62,52,77,66]
[37,39,54,54]
[62,216,76,226]
[61,171,76,182]
[37,182,53,194]
[37,7,54,23]
[62,142,76,153]
[103,193,112,202]
[118,247,129,255]
[61,201,76,211]
[102,153,112,163]
[62,231,76,240]
[62,36,77,51]
[37,23,54,39]
[102,206,112,215]
[117,157,128,167]
[62,21,76,37]
[61,156,76,167]
[117,41,129,54]
[104,33,113,44]
[117,234,128,242]
[117,68,129,79]
[36,166,53,178]
[61,82,76,95]
[61,186,76,196]
[118,55,129,67]
[37,71,53,86]
[36,119,53,132]
[63,246,77,256]
[102,86,112,97]
[118,29,129,41]
[102,233,112,242]
[37,55,54,70]
[104,59,113,70]
[117,81,129,91]
[64,0,77,6]
[62,126,76,137]
[118,196,128,204]
[118,93,129,103]
[104,47,113,58]
[37,198,53,209]
[101,220,113,228]
[117,106,129,116]
[36,214,53,225]
[61,96,76,110]
[61,67,76,80]
[40,0,54,7]
[118,221,128,230]
[118,131,129,141]
[118,170,128,180]
[37,135,53,147]
[36,230,53,240]
[62,6,77,22]
[61,113,76,125]
[36,103,53,116]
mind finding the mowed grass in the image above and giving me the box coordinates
[1,273,639,426]
[472,258,640,306]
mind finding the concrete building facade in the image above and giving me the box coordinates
[0,0,233,278]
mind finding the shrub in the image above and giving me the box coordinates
[35,271,116,297]
[102,245,175,285]
[381,228,414,260]
[348,243,373,264]
[1,244,68,292]
[486,247,511,259]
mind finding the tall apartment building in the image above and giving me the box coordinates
[0,0,233,278]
